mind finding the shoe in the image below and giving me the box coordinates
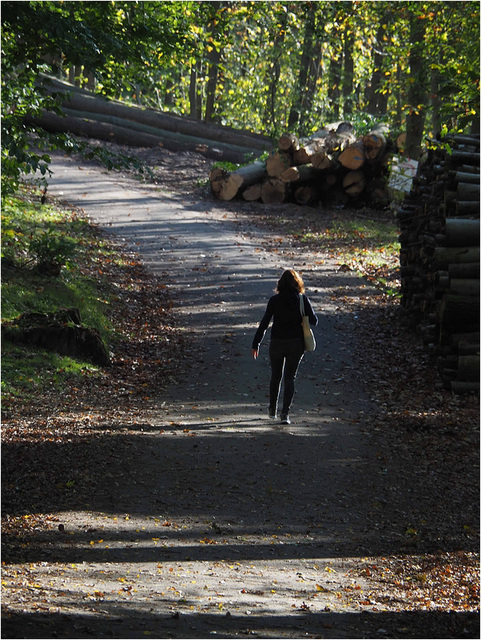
[280,413,291,425]
[268,409,277,419]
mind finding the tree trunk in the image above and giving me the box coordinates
[266,152,291,178]
[343,170,366,196]
[218,161,267,201]
[342,5,355,117]
[262,10,288,131]
[204,45,221,123]
[289,2,316,135]
[362,124,389,162]
[261,178,287,204]
[294,185,319,206]
[242,184,262,201]
[443,219,480,246]
[327,26,342,120]
[366,18,389,115]
[280,164,321,184]
[28,111,251,164]
[338,141,365,170]
[40,75,272,151]
[405,13,428,159]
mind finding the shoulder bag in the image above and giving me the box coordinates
[300,294,316,352]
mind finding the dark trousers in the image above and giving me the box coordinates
[269,338,305,414]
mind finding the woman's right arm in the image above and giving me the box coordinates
[252,299,274,351]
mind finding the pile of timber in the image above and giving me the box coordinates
[210,122,394,209]
[27,75,272,164]
[398,133,480,394]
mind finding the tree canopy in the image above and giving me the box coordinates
[2,0,479,194]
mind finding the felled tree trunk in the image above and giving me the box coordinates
[218,161,267,201]
[342,170,366,196]
[242,184,262,201]
[362,124,389,162]
[28,111,252,163]
[338,141,365,170]
[280,164,322,184]
[261,178,287,204]
[278,133,300,153]
[39,74,272,152]
[266,152,291,178]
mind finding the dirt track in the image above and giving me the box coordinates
[2,154,479,639]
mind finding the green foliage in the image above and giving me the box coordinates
[1,342,100,400]
[1,189,109,336]
[1,0,181,195]
[28,229,77,270]
[2,0,479,193]
[1,189,123,402]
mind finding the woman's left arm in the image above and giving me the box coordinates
[305,296,318,326]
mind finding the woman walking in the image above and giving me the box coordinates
[252,269,318,424]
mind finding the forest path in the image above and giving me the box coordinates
[6,156,388,639]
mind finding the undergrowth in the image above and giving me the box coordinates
[1,186,122,403]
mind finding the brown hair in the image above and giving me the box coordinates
[276,269,305,294]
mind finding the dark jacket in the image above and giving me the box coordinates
[252,291,318,349]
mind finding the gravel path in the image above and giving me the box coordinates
[4,155,464,639]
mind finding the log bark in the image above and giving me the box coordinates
[458,355,480,381]
[457,182,480,201]
[442,219,480,246]
[450,150,480,166]
[28,111,252,163]
[450,381,480,393]
[438,294,480,329]
[2,309,110,366]
[448,278,480,296]
[448,263,480,278]
[455,201,480,216]
[452,170,480,184]
[433,246,480,269]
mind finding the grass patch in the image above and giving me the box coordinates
[292,212,401,296]
[1,342,100,401]
[1,186,121,403]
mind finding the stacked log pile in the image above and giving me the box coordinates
[398,134,480,393]
[29,75,273,164]
[210,122,394,209]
